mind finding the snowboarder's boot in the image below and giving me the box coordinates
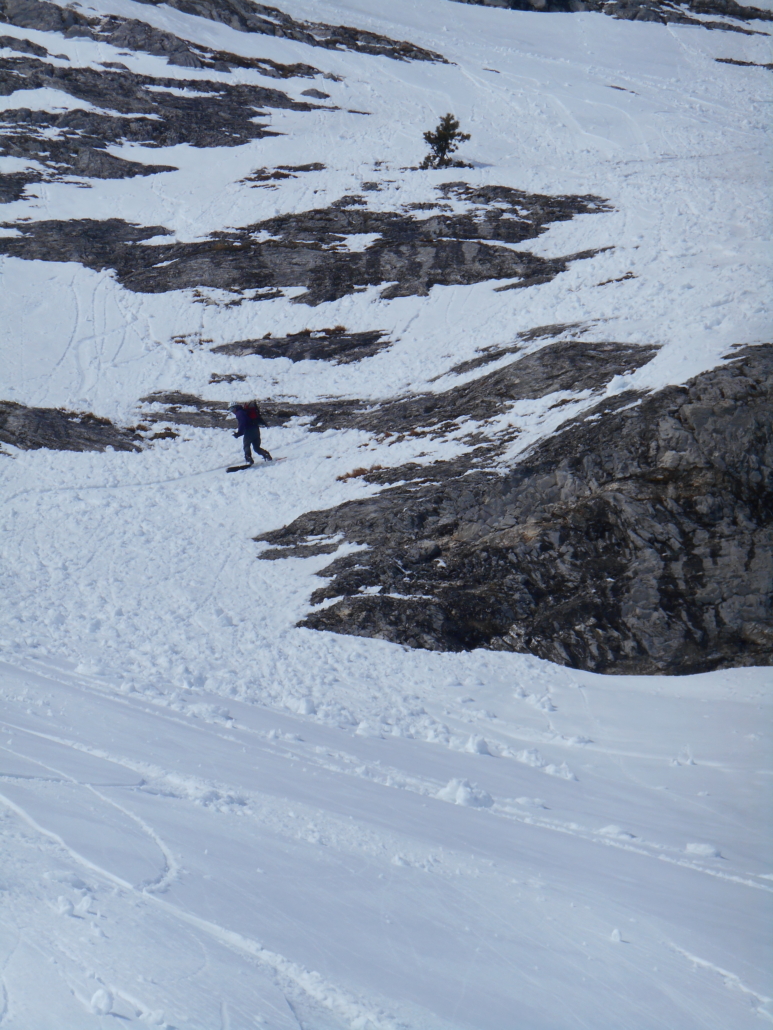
[259,449,273,461]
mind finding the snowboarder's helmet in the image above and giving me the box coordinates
[227,401,239,410]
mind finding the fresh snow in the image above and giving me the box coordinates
[1,0,771,1026]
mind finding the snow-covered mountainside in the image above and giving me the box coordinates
[0,0,771,1026]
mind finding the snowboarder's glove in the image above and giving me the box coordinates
[233,432,239,438]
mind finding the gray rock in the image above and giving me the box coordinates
[0,52,321,193]
[213,329,390,364]
[0,0,323,75]
[451,0,772,34]
[0,185,610,302]
[128,0,448,62]
[257,346,773,675]
[140,338,656,433]
[0,401,142,452]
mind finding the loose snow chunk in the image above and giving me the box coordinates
[515,748,546,768]
[286,696,316,716]
[610,928,623,943]
[56,896,74,916]
[187,703,233,724]
[685,843,721,857]
[355,720,382,737]
[463,734,491,755]
[436,778,493,808]
[544,762,576,780]
[599,825,635,838]
[90,989,113,1015]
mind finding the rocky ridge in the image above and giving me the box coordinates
[452,0,771,34]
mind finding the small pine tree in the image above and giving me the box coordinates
[420,113,471,169]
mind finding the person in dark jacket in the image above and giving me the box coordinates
[228,400,272,464]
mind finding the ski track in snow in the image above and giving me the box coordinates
[0,0,771,1025]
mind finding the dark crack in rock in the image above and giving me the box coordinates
[213,328,391,364]
[130,0,448,62]
[0,400,142,451]
[0,185,610,302]
[452,0,771,34]
[257,345,773,676]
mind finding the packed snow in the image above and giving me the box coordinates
[0,0,771,1025]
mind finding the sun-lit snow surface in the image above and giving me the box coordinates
[1,0,772,1025]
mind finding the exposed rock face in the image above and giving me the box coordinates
[0,54,318,186]
[452,0,771,33]
[0,0,443,68]
[128,0,448,62]
[0,185,610,303]
[213,328,391,364]
[0,401,142,451]
[257,346,773,675]
[0,0,324,73]
[140,338,657,432]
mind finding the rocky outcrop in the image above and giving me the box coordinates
[129,0,448,62]
[452,0,771,33]
[140,337,656,432]
[1,0,445,65]
[0,185,610,301]
[0,53,320,187]
[0,0,324,73]
[257,345,773,675]
[213,328,391,364]
[0,401,142,451]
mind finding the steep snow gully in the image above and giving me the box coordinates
[0,0,771,1026]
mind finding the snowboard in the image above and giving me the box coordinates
[227,457,285,473]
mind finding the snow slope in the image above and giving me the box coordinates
[0,0,771,1025]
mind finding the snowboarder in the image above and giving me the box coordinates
[228,400,272,464]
